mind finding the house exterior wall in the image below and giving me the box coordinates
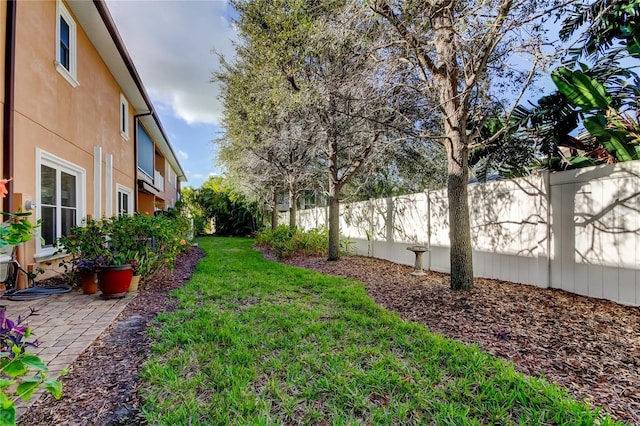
[137,192,155,216]
[136,129,181,214]
[9,1,135,274]
[289,161,640,307]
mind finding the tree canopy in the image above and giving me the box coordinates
[213,0,639,290]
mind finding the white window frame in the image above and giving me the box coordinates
[116,184,133,216]
[120,94,129,140]
[35,149,86,260]
[55,0,79,88]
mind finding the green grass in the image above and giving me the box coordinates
[140,236,621,425]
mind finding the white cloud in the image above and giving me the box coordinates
[106,0,238,126]
[178,150,189,160]
[189,172,206,180]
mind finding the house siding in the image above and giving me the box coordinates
[1,0,184,283]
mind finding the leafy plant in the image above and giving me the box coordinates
[552,67,640,162]
[255,225,356,259]
[192,178,263,236]
[55,219,106,273]
[0,180,41,250]
[0,308,64,425]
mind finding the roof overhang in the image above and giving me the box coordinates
[66,0,187,182]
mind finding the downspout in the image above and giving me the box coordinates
[3,0,16,216]
[133,111,153,213]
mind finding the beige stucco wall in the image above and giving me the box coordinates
[11,1,135,275]
[138,193,155,217]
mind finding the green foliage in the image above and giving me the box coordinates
[140,237,620,425]
[553,67,640,162]
[516,0,640,170]
[468,114,537,181]
[57,213,192,281]
[193,177,262,237]
[559,0,640,64]
[0,212,41,249]
[0,309,64,425]
[255,225,329,258]
[552,67,612,110]
[176,187,208,236]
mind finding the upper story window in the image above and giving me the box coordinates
[120,94,129,140]
[138,124,155,178]
[56,1,79,87]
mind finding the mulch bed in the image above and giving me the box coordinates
[19,248,640,425]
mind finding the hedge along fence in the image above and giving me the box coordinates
[282,160,640,306]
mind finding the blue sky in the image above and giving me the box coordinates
[106,0,239,189]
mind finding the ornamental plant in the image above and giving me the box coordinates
[0,308,64,426]
[0,179,41,250]
[57,212,192,282]
[0,179,63,426]
[55,219,106,273]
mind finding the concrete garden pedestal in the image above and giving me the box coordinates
[406,245,430,276]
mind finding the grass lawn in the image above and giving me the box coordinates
[140,236,621,425]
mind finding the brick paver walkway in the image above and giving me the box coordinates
[1,290,135,413]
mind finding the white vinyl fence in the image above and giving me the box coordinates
[282,160,640,306]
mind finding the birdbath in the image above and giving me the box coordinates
[406,245,430,276]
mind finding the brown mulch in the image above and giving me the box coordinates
[19,247,205,426]
[281,254,640,425]
[19,248,640,425]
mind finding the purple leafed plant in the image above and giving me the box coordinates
[0,307,63,425]
[0,307,38,355]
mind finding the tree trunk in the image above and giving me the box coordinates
[271,187,278,229]
[433,4,474,290]
[327,184,340,261]
[327,136,341,261]
[445,132,474,290]
[289,185,297,228]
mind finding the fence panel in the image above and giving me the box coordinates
[283,160,640,306]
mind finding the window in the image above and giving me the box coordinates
[120,94,129,139]
[36,149,86,258]
[116,184,133,216]
[55,0,78,87]
[137,124,154,178]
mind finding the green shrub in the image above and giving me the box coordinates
[255,225,329,258]
[56,213,193,281]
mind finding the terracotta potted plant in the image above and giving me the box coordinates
[127,259,140,292]
[76,259,98,295]
[56,219,106,294]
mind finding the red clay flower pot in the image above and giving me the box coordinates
[79,271,99,295]
[97,264,132,299]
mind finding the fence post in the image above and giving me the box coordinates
[426,190,431,271]
[368,198,374,257]
[542,171,551,288]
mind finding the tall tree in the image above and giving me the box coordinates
[370,0,554,289]
[222,0,402,259]
[216,46,320,228]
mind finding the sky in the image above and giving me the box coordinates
[106,0,239,189]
